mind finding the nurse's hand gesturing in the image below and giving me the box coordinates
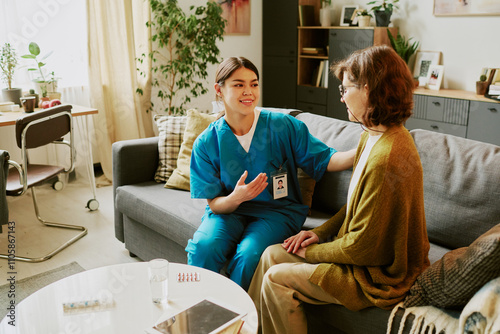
[207,170,268,215]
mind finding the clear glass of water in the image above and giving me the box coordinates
[148,259,169,304]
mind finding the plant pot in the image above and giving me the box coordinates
[1,88,23,106]
[34,81,49,97]
[476,81,489,95]
[374,9,392,27]
[358,16,371,27]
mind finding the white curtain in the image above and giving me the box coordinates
[87,0,154,181]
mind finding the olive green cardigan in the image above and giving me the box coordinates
[306,125,430,311]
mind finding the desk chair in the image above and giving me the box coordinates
[0,105,87,263]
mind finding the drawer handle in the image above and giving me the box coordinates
[430,125,439,130]
[432,102,441,106]
[488,108,497,112]
[308,89,314,94]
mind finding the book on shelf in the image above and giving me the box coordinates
[315,61,325,87]
[302,47,324,55]
[321,60,329,88]
[298,5,315,26]
[488,84,500,96]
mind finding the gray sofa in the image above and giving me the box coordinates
[113,110,500,333]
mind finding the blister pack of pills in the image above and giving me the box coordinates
[176,272,200,282]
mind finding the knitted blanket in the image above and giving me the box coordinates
[387,277,500,334]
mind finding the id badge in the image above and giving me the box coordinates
[272,172,288,199]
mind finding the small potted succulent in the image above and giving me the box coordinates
[356,9,372,27]
[367,0,399,27]
[0,43,22,105]
[476,74,489,96]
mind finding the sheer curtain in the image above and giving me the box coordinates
[87,0,154,181]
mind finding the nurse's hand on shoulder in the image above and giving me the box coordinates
[282,230,319,258]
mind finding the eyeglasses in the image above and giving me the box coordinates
[338,84,358,98]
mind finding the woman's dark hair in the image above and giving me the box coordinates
[215,56,259,90]
[332,45,415,127]
[214,57,259,119]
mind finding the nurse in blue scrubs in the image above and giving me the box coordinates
[186,57,356,290]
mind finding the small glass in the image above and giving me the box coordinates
[148,259,169,304]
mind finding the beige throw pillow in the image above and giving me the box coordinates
[165,109,216,191]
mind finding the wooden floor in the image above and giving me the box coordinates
[0,176,140,283]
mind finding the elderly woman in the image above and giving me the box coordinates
[248,45,430,334]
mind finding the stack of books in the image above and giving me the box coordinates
[301,47,325,56]
[485,68,500,98]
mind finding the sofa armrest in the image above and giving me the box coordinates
[112,136,159,242]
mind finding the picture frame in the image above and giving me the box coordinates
[434,0,500,16]
[426,65,445,91]
[340,5,359,26]
[413,51,442,86]
[221,0,251,35]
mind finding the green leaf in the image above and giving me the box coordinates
[29,42,40,56]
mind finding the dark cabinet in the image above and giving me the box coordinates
[262,0,297,108]
[327,29,374,121]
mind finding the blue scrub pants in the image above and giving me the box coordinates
[186,210,301,291]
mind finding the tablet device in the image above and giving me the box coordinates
[146,297,246,334]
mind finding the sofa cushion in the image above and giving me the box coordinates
[410,129,500,249]
[153,115,187,182]
[166,110,216,191]
[116,182,207,249]
[295,113,363,213]
[404,223,500,309]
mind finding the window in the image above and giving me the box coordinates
[0,0,88,90]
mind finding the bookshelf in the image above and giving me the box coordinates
[296,26,397,119]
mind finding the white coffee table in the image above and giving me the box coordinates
[0,262,258,333]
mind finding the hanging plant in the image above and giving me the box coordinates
[137,0,226,115]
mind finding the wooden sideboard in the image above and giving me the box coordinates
[406,88,500,146]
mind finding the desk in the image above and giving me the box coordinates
[0,262,259,334]
[0,105,100,210]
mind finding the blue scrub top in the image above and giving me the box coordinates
[190,110,336,219]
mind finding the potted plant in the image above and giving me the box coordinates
[476,74,489,95]
[387,29,419,64]
[356,9,372,27]
[367,0,399,27]
[136,0,226,115]
[0,43,22,105]
[21,42,53,99]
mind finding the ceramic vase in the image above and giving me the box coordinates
[320,7,331,27]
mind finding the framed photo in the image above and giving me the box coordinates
[434,0,500,16]
[340,5,359,26]
[413,51,442,86]
[221,0,251,35]
[426,65,445,91]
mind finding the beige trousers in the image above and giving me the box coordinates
[248,244,341,334]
